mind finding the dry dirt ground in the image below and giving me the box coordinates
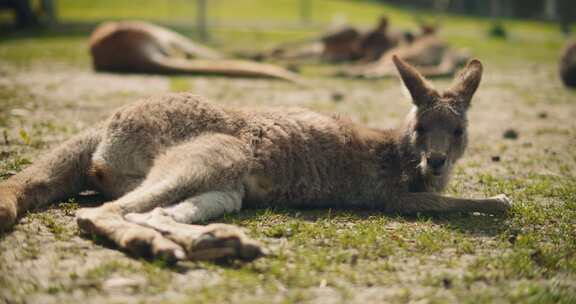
[0,38,575,303]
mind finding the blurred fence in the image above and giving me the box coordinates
[2,0,574,35]
[376,0,576,21]
[4,0,574,26]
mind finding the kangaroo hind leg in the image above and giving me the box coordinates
[76,133,256,261]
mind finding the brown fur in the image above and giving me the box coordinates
[321,17,399,62]
[0,57,511,262]
[90,21,307,85]
[256,17,401,64]
[560,40,576,88]
[321,26,363,62]
[357,17,399,62]
[342,30,470,78]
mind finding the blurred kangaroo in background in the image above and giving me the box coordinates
[253,16,402,63]
[560,40,576,88]
[90,21,307,85]
[0,56,511,263]
[342,24,470,78]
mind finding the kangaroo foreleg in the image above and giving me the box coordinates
[387,193,512,215]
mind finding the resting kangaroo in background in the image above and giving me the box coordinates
[255,16,408,64]
[342,29,470,78]
[90,21,306,85]
[560,40,576,88]
[0,57,512,263]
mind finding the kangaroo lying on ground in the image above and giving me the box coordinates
[0,57,511,263]
[90,21,306,85]
[252,17,402,63]
[341,30,470,78]
[321,17,399,62]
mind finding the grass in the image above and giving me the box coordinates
[170,76,193,93]
[1,0,572,65]
[56,0,409,26]
[185,170,575,303]
[0,1,575,303]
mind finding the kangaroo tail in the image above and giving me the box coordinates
[0,127,102,221]
[151,57,311,88]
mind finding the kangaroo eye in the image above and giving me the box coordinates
[415,125,426,134]
[453,128,464,137]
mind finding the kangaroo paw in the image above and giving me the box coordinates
[77,207,185,263]
[125,210,263,262]
[489,194,513,214]
[116,226,186,262]
[189,224,263,261]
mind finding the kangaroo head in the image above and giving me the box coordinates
[393,55,483,178]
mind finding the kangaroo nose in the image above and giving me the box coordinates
[427,155,446,170]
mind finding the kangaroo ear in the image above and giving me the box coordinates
[449,59,483,107]
[392,55,437,107]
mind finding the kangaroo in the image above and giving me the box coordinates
[356,17,399,62]
[560,40,576,88]
[253,17,401,64]
[0,57,511,263]
[320,26,363,62]
[90,21,307,85]
[342,29,470,78]
[321,17,399,63]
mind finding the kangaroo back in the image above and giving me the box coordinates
[89,21,307,85]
